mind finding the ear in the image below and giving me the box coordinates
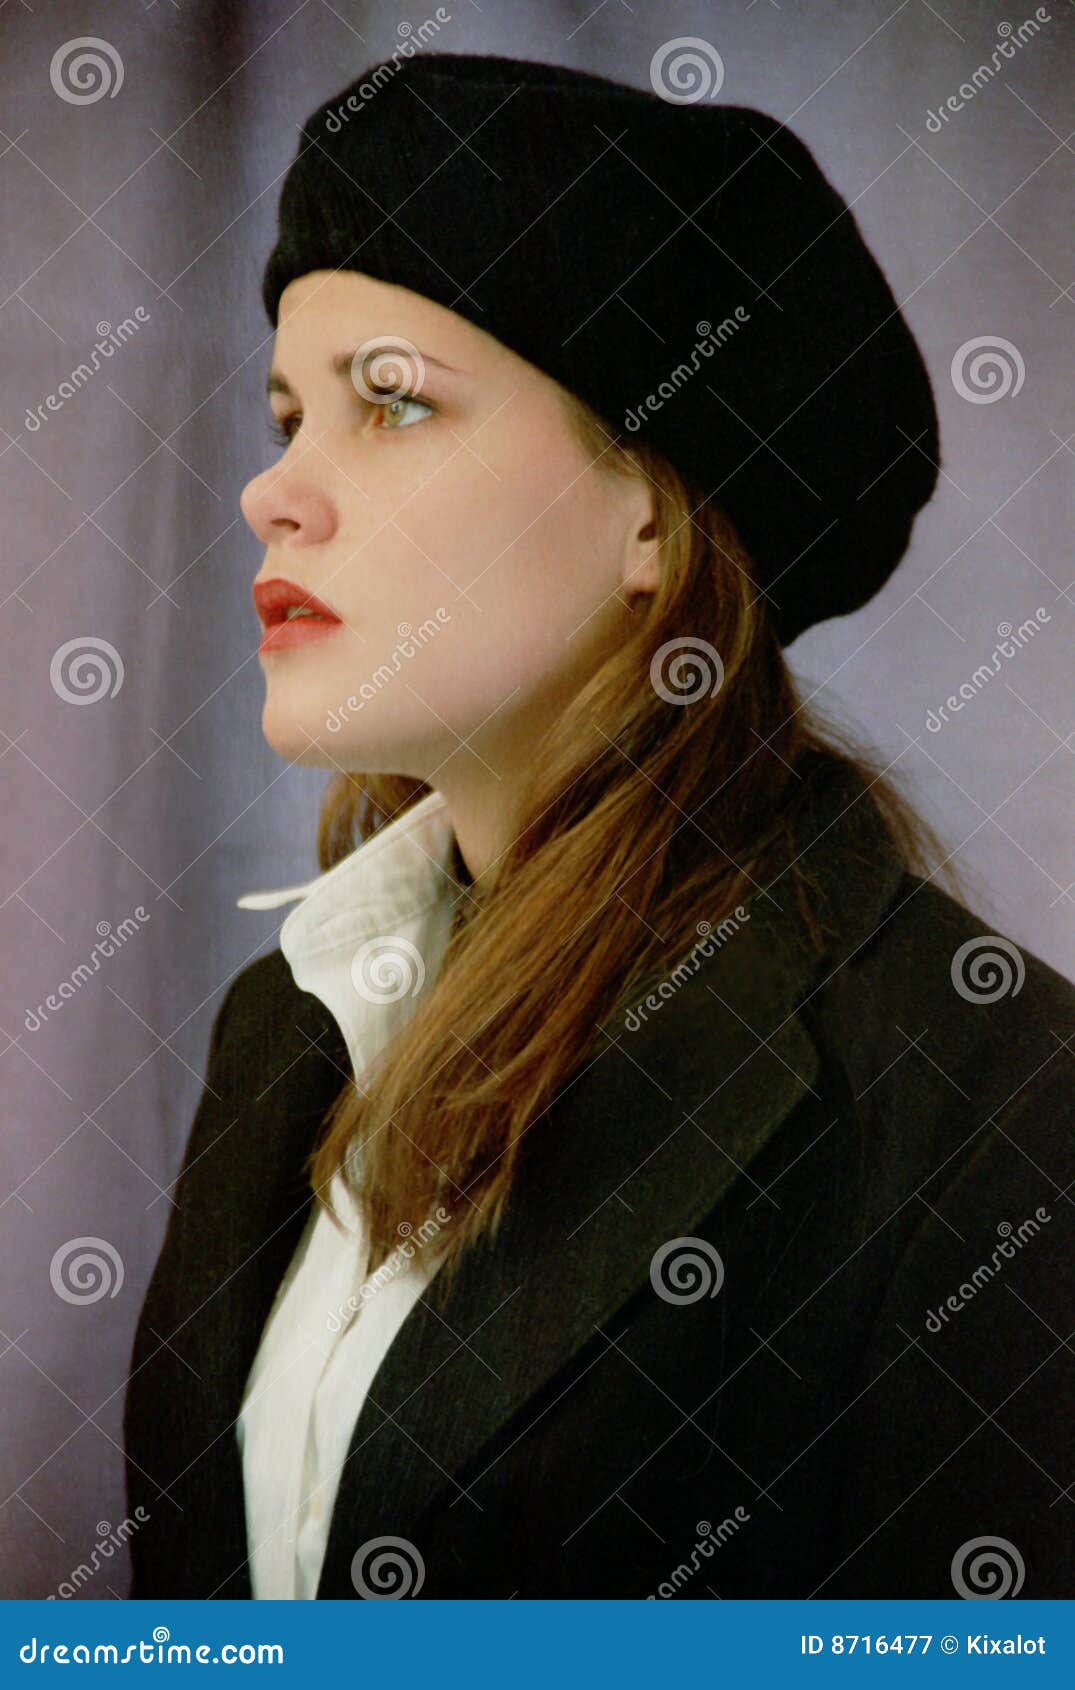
[621,482,661,605]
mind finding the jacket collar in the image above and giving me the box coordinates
[204,754,908,1595]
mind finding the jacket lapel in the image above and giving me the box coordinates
[308,756,908,1594]
[153,968,350,1598]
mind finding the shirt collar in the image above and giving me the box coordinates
[236,787,465,1082]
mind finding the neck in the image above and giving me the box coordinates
[431,768,524,900]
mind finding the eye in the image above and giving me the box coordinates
[374,392,435,431]
[267,412,299,447]
[265,392,434,448]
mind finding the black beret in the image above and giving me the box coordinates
[262,52,940,645]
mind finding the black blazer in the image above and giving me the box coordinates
[124,759,1074,1598]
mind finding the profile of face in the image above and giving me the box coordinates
[240,271,659,806]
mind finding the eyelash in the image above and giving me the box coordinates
[267,415,298,446]
[267,390,433,446]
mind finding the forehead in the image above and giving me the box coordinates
[272,271,493,369]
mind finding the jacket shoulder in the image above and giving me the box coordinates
[824,869,1074,1120]
[212,945,297,1046]
[177,945,341,1179]
[877,871,1074,1004]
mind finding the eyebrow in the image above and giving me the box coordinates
[267,347,464,399]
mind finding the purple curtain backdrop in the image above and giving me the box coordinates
[2,0,1071,1598]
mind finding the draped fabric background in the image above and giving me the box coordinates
[2,0,1071,1598]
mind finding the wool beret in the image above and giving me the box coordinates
[261,51,940,645]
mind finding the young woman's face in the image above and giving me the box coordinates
[241,271,656,787]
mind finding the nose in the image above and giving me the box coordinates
[240,459,337,548]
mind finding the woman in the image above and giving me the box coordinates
[123,53,1073,1601]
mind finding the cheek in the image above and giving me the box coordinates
[393,435,619,628]
[365,443,625,719]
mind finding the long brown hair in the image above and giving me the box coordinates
[306,387,962,1298]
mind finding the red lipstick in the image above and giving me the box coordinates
[253,577,344,655]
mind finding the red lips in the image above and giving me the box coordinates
[252,577,343,628]
[253,577,344,655]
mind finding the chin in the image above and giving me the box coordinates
[261,686,452,779]
[259,701,338,767]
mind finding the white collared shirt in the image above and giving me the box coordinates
[232,787,463,1599]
